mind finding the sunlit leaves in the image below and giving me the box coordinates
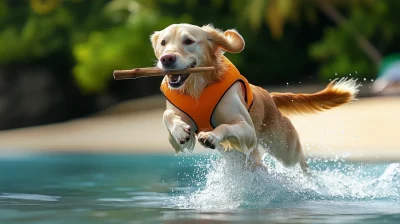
[247,0,268,31]
[29,0,61,15]
[234,0,300,38]
[265,0,300,38]
[72,3,189,93]
[235,0,372,39]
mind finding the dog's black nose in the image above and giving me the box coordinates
[160,54,176,67]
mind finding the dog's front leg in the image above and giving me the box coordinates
[197,82,257,154]
[198,120,257,154]
[163,109,195,153]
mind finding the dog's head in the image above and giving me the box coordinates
[150,23,245,98]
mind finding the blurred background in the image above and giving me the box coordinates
[2,2,400,223]
[0,0,399,156]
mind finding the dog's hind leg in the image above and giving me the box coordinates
[260,115,309,173]
[299,148,309,173]
[248,148,267,170]
[219,147,267,171]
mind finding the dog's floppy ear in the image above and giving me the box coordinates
[202,24,245,54]
[150,31,160,54]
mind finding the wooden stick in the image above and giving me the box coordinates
[113,67,215,80]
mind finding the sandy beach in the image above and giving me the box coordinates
[0,93,399,161]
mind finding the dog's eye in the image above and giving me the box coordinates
[161,40,166,46]
[184,39,194,45]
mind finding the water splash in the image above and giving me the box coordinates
[176,153,400,210]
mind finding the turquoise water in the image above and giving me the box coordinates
[0,153,399,223]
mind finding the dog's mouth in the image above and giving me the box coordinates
[166,62,196,88]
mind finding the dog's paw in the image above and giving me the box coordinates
[198,132,221,149]
[171,122,191,144]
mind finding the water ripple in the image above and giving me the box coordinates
[0,193,60,202]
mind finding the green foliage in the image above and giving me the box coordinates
[72,0,193,92]
[310,1,400,80]
[1,0,400,93]
[309,26,373,79]
[0,5,72,65]
[73,11,188,92]
[230,0,400,80]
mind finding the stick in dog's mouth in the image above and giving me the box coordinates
[113,65,215,80]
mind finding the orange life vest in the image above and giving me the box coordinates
[160,56,253,133]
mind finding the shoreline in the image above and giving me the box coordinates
[0,95,399,162]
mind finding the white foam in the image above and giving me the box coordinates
[177,154,400,210]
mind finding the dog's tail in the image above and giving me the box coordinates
[271,78,360,115]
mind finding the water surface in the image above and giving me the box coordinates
[0,153,399,223]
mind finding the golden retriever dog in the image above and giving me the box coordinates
[151,23,359,172]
